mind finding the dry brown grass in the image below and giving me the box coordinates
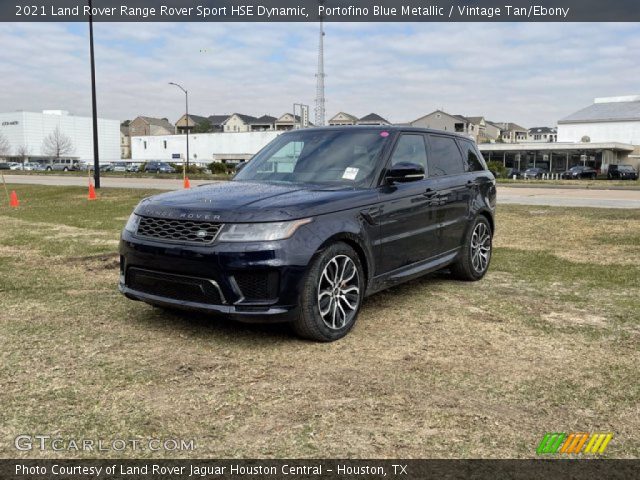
[0,186,638,459]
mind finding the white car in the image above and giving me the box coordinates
[8,162,23,170]
[112,162,128,172]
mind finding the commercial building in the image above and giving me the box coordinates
[131,130,280,165]
[0,110,120,162]
[478,142,635,173]
[558,95,640,145]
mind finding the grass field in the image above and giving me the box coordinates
[0,185,638,459]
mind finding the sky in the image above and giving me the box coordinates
[0,22,639,127]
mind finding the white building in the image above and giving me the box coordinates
[131,131,281,165]
[558,96,640,146]
[0,110,120,162]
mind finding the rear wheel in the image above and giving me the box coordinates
[451,216,492,281]
[292,242,364,342]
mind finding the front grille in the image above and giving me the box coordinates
[127,268,224,305]
[234,271,279,300]
[136,216,222,244]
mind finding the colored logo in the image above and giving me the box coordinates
[537,433,613,455]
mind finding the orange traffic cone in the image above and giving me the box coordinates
[88,181,97,200]
[183,176,191,189]
[9,190,19,207]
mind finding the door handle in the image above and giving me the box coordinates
[423,188,436,198]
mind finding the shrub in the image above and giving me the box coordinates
[209,162,229,174]
[171,163,206,174]
[486,160,507,178]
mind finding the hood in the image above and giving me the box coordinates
[135,181,378,222]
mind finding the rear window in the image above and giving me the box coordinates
[458,140,485,172]
[427,135,465,176]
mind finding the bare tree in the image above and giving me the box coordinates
[0,133,10,159]
[16,144,30,164]
[42,127,74,159]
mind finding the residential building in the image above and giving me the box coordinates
[357,113,391,126]
[557,95,640,146]
[484,121,502,143]
[223,113,276,132]
[175,114,213,134]
[208,115,230,132]
[494,122,528,143]
[275,113,306,131]
[129,116,174,136]
[0,110,120,162]
[328,112,358,126]
[527,127,557,143]
[120,122,131,158]
[131,131,281,165]
[410,110,476,139]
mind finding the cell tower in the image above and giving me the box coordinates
[314,0,326,126]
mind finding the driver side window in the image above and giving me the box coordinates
[390,134,427,172]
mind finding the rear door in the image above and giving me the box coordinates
[376,133,440,273]
[425,134,472,253]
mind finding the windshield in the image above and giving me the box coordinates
[234,129,390,186]
[618,165,634,172]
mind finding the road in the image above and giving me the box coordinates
[3,174,640,209]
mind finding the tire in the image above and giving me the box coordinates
[292,242,365,342]
[451,216,493,281]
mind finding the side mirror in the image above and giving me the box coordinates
[386,162,425,183]
[235,161,247,173]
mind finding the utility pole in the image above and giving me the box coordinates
[169,82,190,172]
[88,0,100,187]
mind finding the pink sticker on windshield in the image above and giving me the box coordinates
[380,131,389,137]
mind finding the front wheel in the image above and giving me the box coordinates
[451,216,493,281]
[292,242,364,342]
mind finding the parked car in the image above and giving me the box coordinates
[144,161,176,174]
[0,162,10,170]
[46,159,81,171]
[523,167,548,179]
[99,163,113,172]
[22,162,41,171]
[608,164,638,180]
[120,126,496,341]
[126,163,140,173]
[505,168,522,179]
[112,162,128,172]
[561,165,597,179]
[8,162,23,170]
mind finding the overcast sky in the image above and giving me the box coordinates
[1,22,638,127]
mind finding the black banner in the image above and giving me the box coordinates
[1,460,639,480]
[2,0,640,22]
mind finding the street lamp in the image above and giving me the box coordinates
[169,82,190,172]
[88,0,100,188]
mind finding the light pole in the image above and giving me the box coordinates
[88,0,100,188]
[169,82,189,172]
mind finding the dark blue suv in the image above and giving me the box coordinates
[120,126,496,341]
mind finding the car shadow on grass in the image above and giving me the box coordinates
[127,270,457,344]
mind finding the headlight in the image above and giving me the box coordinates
[217,218,312,242]
[124,213,141,233]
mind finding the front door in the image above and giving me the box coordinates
[376,133,440,274]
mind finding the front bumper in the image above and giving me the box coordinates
[119,226,321,323]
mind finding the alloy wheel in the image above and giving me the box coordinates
[317,255,360,330]
[470,222,491,274]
